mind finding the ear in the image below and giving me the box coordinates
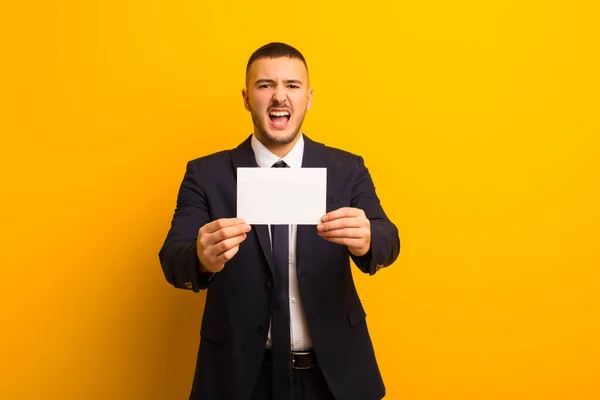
[306,88,313,111]
[242,88,250,111]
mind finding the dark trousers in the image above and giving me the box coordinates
[251,352,335,400]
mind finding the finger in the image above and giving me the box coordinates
[319,236,365,248]
[317,228,365,239]
[209,223,251,243]
[215,244,241,264]
[317,217,363,232]
[202,218,247,234]
[321,207,363,222]
[211,233,248,256]
[202,234,245,266]
[203,229,247,259]
[202,224,250,250]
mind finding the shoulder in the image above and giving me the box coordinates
[324,144,361,161]
[308,136,364,167]
[177,150,234,183]
[188,149,231,168]
[186,135,253,172]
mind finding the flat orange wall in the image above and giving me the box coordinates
[2,1,599,399]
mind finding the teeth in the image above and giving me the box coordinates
[270,111,290,117]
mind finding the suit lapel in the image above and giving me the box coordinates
[297,135,328,275]
[300,135,327,168]
[230,135,275,276]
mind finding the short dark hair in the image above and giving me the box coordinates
[245,42,308,77]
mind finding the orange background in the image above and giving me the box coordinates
[2,1,599,399]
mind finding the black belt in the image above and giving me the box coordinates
[264,349,318,370]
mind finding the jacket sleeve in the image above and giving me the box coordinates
[349,156,400,275]
[159,160,216,292]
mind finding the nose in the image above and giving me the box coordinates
[272,85,286,104]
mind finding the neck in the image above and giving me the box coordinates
[255,132,301,158]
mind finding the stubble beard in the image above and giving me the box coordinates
[250,108,306,145]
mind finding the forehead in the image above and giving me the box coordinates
[247,57,309,83]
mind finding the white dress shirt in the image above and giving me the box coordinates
[251,133,314,351]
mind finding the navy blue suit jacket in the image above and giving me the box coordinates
[159,134,400,400]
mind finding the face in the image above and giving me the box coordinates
[243,57,313,147]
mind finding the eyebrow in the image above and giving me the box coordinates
[254,78,304,85]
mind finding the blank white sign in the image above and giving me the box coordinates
[236,167,327,225]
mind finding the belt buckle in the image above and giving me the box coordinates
[291,351,312,370]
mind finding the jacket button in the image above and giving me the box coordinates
[266,281,272,289]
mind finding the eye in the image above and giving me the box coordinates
[288,84,299,89]
[259,84,271,89]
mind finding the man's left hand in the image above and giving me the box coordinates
[317,207,371,257]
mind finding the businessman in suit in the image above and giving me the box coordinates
[159,42,400,400]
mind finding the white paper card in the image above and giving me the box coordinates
[237,167,327,225]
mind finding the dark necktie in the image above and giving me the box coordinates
[270,159,293,399]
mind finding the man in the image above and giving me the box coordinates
[159,42,400,400]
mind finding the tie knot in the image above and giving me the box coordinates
[272,160,288,168]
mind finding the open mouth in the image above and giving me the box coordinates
[269,110,291,128]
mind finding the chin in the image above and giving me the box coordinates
[263,129,299,145]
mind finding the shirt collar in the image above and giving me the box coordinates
[251,133,304,168]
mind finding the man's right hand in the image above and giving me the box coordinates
[197,218,251,273]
